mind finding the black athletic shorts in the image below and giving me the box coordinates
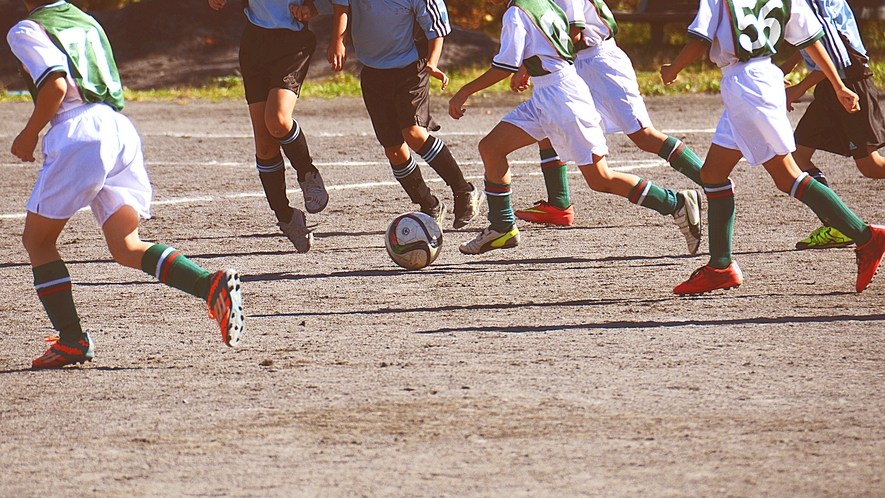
[239,23,316,104]
[794,76,885,159]
[360,59,440,148]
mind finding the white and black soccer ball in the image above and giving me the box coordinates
[384,212,443,270]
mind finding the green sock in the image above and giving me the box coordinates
[33,260,83,343]
[484,178,515,232]
[141,244,212,299]
[705,181,736,269]
[660,136,703,186]
[790,174,871,245]
[628,178,678,215]
[540,148,570,209]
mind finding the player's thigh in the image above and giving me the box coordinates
[361,67,406,148]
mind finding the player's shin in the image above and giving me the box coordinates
[790,173,872,245]
[704,181,736,269]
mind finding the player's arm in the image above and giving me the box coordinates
[803,40,859,113]
[779,49,804,75]
[208,0,226,10]
[660,39,707,85]
[425,37,448,90]
[448,67,511,120]
[11,72,66,162]
[326,3,348,71]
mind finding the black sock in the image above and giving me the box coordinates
[277,119,318,183]
[417,135,470,195]
[256,155,293,224]
[392,156,435,208]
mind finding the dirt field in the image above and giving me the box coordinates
[1,94,884,497]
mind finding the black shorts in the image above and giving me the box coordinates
[239,23,316,105]
[360,60,440,149]
[794,76,885,159]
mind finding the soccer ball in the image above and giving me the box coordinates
[385,212,443,270]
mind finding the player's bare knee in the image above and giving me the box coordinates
[478,136,503,161]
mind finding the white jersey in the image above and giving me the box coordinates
[492,5,572,75]
[688,0,823,68]
[7,19,85,115]
[556,0,616,48]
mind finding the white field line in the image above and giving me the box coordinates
[143,128,717,139]
[0,159,668,218]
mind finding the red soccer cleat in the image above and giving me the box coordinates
[515,201,575,226]
[674,261,743,295]
[855,225,885,292]
[207,269,245,347]
[32,333,94,369]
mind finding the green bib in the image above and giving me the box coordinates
[510,0,574,76]
[590,0,618,39]
[726,0,790,62]
[26,3,124,110]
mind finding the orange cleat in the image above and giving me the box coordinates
[674,261,743,295]
[207,269,245,347]
[855,225,885,292]
[32,333,94,369]
[515,201,575,226]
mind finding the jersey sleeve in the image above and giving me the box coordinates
[562,0,586,28]
[7,20,69,90]
[785,0,824,49]
[414,0,452,40]
[687,0,717,46]
[492,7,527,73]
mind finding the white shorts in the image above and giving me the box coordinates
[502,65,608,166]
[575,39,652,135]
[28,103,152,226]
[713,58,795,166]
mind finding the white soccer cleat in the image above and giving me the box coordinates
[673,189,702,254]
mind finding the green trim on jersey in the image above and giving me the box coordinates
[726,0,790,62]
[590,0,618,39]
[28,2,124,110]
[509,0,574,76]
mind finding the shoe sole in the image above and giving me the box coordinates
[514,213,575,226]
[222,270,245,347]
[675,283,740,296]
[32,357,93,369]
[795,242,855,250]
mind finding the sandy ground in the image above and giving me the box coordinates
[0,94,884,497]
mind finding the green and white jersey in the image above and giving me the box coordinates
[688,0,823,67]
[7,1,124,111]
[556,0,618,48]
[493,0,574,77]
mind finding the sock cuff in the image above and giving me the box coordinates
[256,155,285,173]
[659,136,683,161]
[790,172,813,200]
[141,244,181,283]
[417,135,444,163]
[276,120,301,145]
[391,156,418,179]
[484,178,512,197]
[33,260,72,297]
[628,178,651,205]
[704,180,735,199]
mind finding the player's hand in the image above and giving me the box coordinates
[785,85,803,112]
[426,64,449,90]
[660,64,678,85]
[290,4,313,22]
[208,0,226,10]
[510,66,530,93]
[11,130,38,162]
[326,41,346,71]
[837,86,861,114]
[448,90,468,120]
